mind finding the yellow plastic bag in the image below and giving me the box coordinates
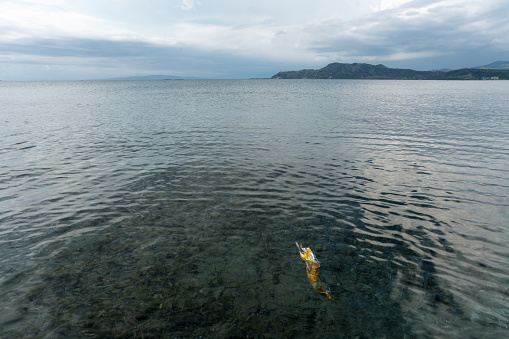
[296,242,332,300]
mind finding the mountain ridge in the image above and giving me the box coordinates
[473,61,509,69]
[272,62,509,80]
[95,75,200,81]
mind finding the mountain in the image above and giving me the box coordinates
[100,75,198,80]
[473,61,509,69]
[272,63,429,80]
[272,63,509,80]
[429,68,452,72]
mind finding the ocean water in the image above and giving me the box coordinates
[0,79,508,338]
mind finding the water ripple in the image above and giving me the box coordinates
[1,80,508,338]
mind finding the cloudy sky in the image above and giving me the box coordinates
[1,0,508,80]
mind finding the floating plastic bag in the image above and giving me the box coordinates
[296,242,332,300]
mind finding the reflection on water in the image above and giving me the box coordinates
[1,80,508,337]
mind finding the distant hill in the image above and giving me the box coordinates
[473,61,509,69]
[99,75,198,80]
[429,68,452,72]
[272,63,509,80]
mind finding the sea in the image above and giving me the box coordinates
[0,79,508,338]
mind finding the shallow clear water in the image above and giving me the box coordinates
[1,79,508,338]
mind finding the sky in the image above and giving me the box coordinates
[0,0,508,80]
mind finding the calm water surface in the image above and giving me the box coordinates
[1,80,508,338]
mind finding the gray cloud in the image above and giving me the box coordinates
[0,36,296,80]
[303,0,509,69]
[1,38,157,58]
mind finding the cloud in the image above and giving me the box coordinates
[180,0,199,11]
[300,0,509,68]
[0,34,302,80]
[379,0,413,11]
[1,0,508,79]
[0,1,132,41]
